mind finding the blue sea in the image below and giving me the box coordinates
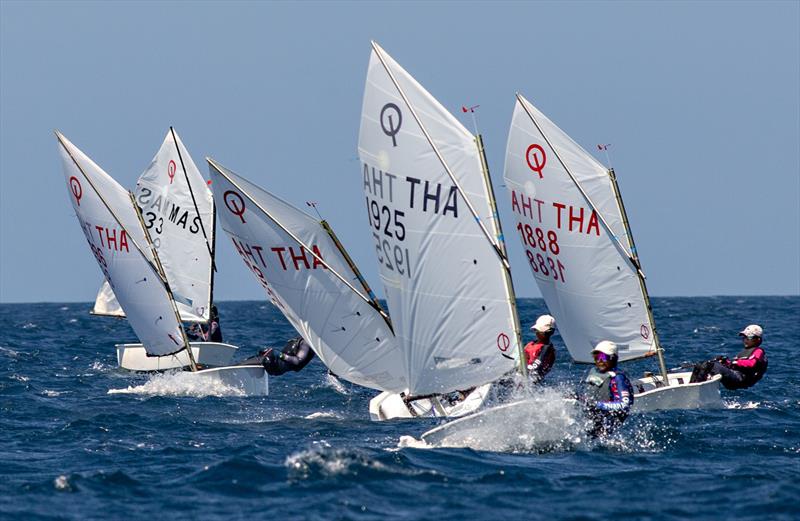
[1,297,797,520]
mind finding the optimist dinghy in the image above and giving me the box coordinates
[56,131,266,396]
[358,42,529,421]
[502,94,721,411]
[208,159,409,394]
[88,128,238,371]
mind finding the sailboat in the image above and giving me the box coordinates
[89,129,238,371]
[207,158,410,393]
[358,42,527,421]
[502,94,721,412]
[56,131,267,395]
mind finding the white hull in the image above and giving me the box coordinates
[369,384,492,421]
[420,398,579,450]
[631,371,723,412]
[190,365,269,396]
[115,342,238,371]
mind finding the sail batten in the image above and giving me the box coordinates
[359,44,519,395]
[502,95,656,364]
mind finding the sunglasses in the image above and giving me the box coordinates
[593,352,610,362]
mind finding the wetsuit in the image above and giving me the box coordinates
[582,366,634,437]
[261,337,316,376]
[523,341,555,383]
[694,345,768,390]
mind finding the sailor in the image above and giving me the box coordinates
[580,341,634,438]
[259,337,316,376]
[186,305,223,343]
[689,324,768,390]
[523,314,557,384]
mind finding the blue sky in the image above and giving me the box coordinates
[1,1,798,303]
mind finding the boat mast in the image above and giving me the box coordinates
[606,168,669,383]
[475,133,527,377]
[320,220,394,331]
[130,192,198,372]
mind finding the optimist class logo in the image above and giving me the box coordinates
[641,324,650,340]
[69,176,83,206]
[496,332,511,352]
[224,190,246,223]
[167,160,177,184]
[526,144,546,178]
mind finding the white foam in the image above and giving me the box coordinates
[285,441,388,478]
[304,411,341,420]
[42,390,62,397]
[22,323,37,329]
[725,400,761,410]
[396,435,431,449]
[53,475,71,491]
[0,346,19,357]
[417,387,584,453]
[324,373,350,395]
[10,374,29,382]
[107,371,245,397]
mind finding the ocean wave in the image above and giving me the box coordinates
[285,441,432,481]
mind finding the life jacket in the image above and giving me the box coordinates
[524,341,554,366]
[732,346,768,385]
[584,367,615,403]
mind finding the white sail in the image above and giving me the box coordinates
[357,42,519,396]
[502,94,656,363]
[91,279,124,317]
[57,132,187,356]
[127,128,214,322]
[209,159,408,392]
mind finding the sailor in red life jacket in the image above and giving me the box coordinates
[690,324,768,390]
[523,314,557,384]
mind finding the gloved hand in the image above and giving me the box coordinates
[262,348,278,364]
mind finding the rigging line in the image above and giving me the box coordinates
[208,158,390,321]
[371,41,509,270]
[515,94,645,278]
[170,127,216,269]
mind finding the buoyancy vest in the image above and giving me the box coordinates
[584,368,614,403]
[733,346,768,384]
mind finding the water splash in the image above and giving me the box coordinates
[413,387,584,453]
[53,475,73,491]
[324,372,350,395]
[304,411,342,420]
[107,371,246,397]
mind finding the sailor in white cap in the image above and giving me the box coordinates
[580,340,634,437]
[690,324,768,389]
[523,314,557,384]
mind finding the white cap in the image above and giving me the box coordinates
[592,340,618,356]
[739,324,763,338]
[531,314,556,333]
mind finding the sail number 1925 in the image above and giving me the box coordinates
[366,197,412,279]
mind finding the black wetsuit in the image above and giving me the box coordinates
[260,337,316,376]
